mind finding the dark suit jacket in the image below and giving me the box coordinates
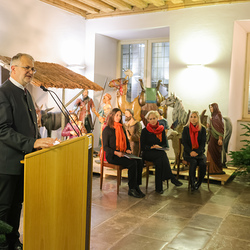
[140,127,167,152]
[182,125,206,158]
[102,125,130,162]
[0,80,40,175]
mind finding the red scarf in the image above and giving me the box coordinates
[113,122,127,152]
[189,123,199,149]
[146,122,164,142]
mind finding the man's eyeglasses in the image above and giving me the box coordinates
[14,65,37,74]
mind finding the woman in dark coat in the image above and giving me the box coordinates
[182,111,207,191]
[140,110,182,194]
[102,108,145,198]
[207,103,225,174]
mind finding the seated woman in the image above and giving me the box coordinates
[140,110,182,194]
[61,113,87,139]
[102,108,145,198]
[182,111,207,191]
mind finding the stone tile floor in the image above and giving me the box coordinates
[19,171,250,249]
[90,173,250,250]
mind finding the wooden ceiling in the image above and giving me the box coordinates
[40,0,250,19]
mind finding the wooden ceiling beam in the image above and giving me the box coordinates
[60,0,99,13]
[40,0,250,19]
[78,0,115,12]
[122,0,148,9]
[104,0,132,10]
[144,0,166,6]
[87,3,167,19]
[40,0,87,17]
[170,0,184,3]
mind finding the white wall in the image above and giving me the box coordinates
[0,0,86,65]
[92,34,118,147]
[0,0,86,138]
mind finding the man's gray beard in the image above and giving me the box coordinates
[125,116,132,122]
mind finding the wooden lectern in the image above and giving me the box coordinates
[23,135,93,250]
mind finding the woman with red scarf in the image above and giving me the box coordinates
[102,108,145,198]
[140,111,182,194]
[207,103,225,174]
[182,111,207,191]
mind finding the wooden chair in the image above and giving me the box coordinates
[99,146,123,195]
[177,138,210,190]
[144,160,169,190]
[100,146,150,194]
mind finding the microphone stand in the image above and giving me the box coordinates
[93,77,108,128]
[40,86,83,137]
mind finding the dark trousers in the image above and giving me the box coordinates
[185,155,207,185]
[143,150,173,191]
[0,174,23,245]
[107,156,142,189]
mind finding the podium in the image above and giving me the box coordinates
[23,135,93,250]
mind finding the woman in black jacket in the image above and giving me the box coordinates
[140,110,182,194]
[182,111,207,191]
[102,108,145,198]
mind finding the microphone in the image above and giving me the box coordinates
[40,85,49,92]
[40,85,83,137]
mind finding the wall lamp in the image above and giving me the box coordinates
[187,64,205,69]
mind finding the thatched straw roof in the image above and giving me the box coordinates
[0,55,103,91]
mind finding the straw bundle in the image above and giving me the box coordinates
[0,55,103,91]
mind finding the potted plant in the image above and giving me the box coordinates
[0,220,12,245]
[229,123,250,175]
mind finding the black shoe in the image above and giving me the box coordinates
[156,190,164,194]
[128,189,142,198]
[194,182,201,190]
[190,183,195,192]
[135,187,145,198]
[171,178,183,186]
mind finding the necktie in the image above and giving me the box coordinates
[24,88,37,137]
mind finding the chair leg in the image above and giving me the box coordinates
[176,153,180,180]
[100,165,104,190]
[117,168,121,195]
[207,162,210,191]
[167,179,169,189]
[197,167,200,183]
[146,165,149,190]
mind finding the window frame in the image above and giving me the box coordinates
[147,38,169,88]
[243,33,250,119]
[117,38,169,89]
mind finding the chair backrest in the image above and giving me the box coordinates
[177,138,183,161]
[100,142,107,164]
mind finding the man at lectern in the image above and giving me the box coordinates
[0,53,56,250]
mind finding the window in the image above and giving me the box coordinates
[150,41,169,97]
[121,43,145,101]
[119,39,169,102]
